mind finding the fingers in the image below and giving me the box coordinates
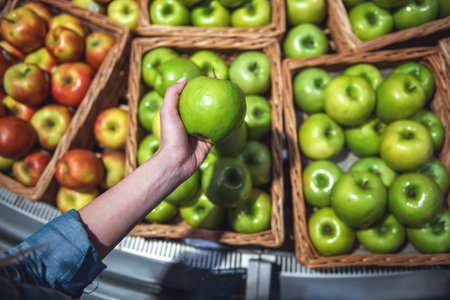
[161,77,187,115]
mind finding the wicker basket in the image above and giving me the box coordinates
[0,0,130,203]
[126,36,284,247]
[439,37,450,68]
[282,47,450,267]
[136,0,285,40]
[328,0,450,53]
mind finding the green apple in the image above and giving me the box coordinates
[388,173,442,227]
[348,2,393,41]
[380,120,433,172]
[137,134,160,165]
[344,117,386,157]
[406,208,450,254]
[107,0,139,32]
[438,0,450,18]
[409,109,444,150]
[154,57,203,96]
[201,157,252,208]
[179,76,246,143]
[286,0,326,26]
[145,200,178,223]
[283,23,328,58]
[165,171,199,206]
[393,0,438,30]
[141,47,179,88]
[308,207,356,256]
[0,155,15,171]
[414,158,449,195]
[356,213,406,253]
[244,95,271,139]
[298,113,345,160]
[179,191,225,229]
[228,188,271,233]
[191,0,231,27]
[213,122,248,157]
[302,160,344,208]
[56,187,99,213]
[178,0,203,7]
[341,0,367,9]
[218,0,249,8]
[72,0,106,14]
[324,75,376,126]
[392,61,435,102]
[229,51,271,95]
[372,0,407,8]
[331,171,387,229]
[230,0,271,28]
[343,63,383,90]
[190,50,229,80]
[293,67,332,113]
[236,140,271,187]
[375,73,426,123]
[200,150,219,172]
[149,0,190,26]
[348,156,397,187]
[152,109,161,139]
[138,91,164,132]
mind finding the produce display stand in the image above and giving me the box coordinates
[126,36,285,247]
[327,0,450,53]
[283,46,450,268]
[0,0,130,203]
[136,0,285,40]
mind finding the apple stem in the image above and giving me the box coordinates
[211,67,217,79]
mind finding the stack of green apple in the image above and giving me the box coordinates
[342,0,450,42]
[283,0,329,58]
[293,61,450,256]
[138,46,274,234]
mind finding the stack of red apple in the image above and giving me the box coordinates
[136,46,274,234]
[0,2,115,191]
[293,59,449,256]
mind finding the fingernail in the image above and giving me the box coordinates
[177,77,187,83]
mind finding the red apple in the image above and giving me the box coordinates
[94,107,128,149]
[55,149,104,190]
[101,150,126,189]
[45,26,85,63]
[30,104,73,150]
[0,41,26,60]
[85,31,115,69]
[24,47,58,73]
[23,1,54,23]
[0,6,47,53]
[56,186,99,213]
[2,95,36,121]
[3,62,50,107]
[12,149,51,187]
[51,62,95,108]
[48,13,89,38]
[0,116,36,159]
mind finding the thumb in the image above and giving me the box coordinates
[161,77,187,115]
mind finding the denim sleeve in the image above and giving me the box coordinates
[1,209,106,298]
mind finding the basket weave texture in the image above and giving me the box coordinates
[0,0,130,202]
[126,36,285,247]
[283,47,450,267]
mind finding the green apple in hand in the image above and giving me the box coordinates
[293,67,332,113]
[348,157,397,187]
[229,51,271,95]
[200,151,219,172]
[392,61,435,102]
[302,160,344,207]
[244,95,271,139]
[343,63,383,90]
[236,140,271,187]
[380,120,433,172]
[324,75,376,126]
[165,171,200,206]
[228,188,271,233]
[191,0,231,27]
[283,24,328,58]
[190,50,229,80]
[298,113,345,160]
[138,91,163,132]
[414,158,449,195]
[152,109,161,139]
[344,117,386,157]
[137,134,160,165]
[230,0,271,28]
[356,213,406,253]
[375,73,426,123]
[286,0,326,26]
[388,173,442,227]
[393,0,438,30]
[308,207,356,256]
[349,2,393,41]
[145,200,178,223]
[149,0,190,26]
[180,191,225,229]
[409,109,444,150]
[141,47,179,88]
[406,208,450,254]
[213,122,248,157]
[201,157,252,208]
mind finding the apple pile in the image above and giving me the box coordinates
[0,2,115,189]
[138,46,274,233]
[343,0,450,41]
[294,61,450,255]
